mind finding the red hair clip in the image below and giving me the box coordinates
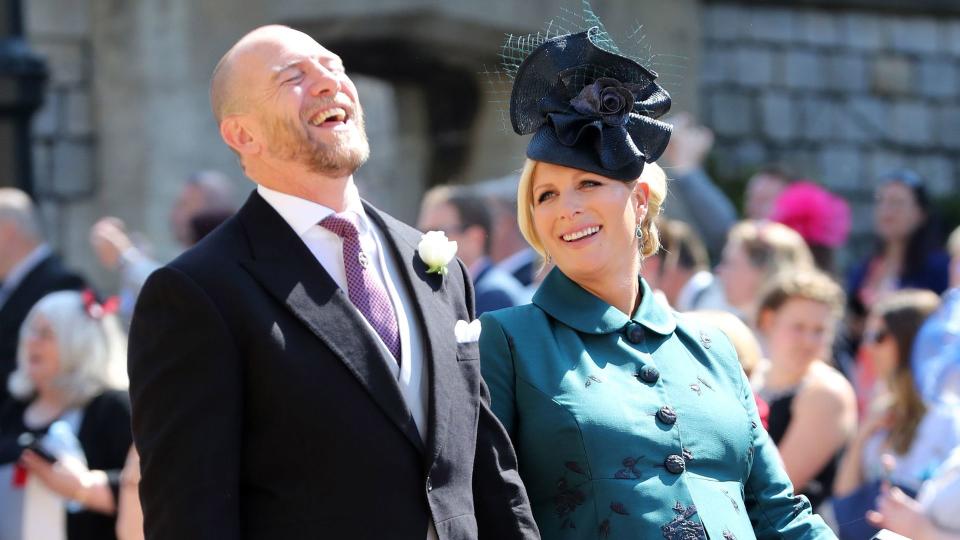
[81,289,119,319]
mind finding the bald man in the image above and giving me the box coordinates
[127,25,538,540]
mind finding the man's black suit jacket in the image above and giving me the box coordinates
[128,192,539,540]
[0,253,85,403]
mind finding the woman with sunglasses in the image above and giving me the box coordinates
[833,289,960,539]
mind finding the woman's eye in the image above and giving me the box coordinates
[581,179,602,188]
[536,191,555,204]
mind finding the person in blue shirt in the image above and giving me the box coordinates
[478,16,834,540]
[911,224,960,406]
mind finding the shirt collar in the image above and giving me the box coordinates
[257,182,369,237]
[532,267,677,336]
[3,244,51,291]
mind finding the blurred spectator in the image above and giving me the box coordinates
[833,289,957,540]
[472,174,539,287]
[658,112,737,263]
[686,309,769,428]
[0,188,85,405]
[744,164,792,221]
[847,169,949,318]
[716,220,815,324]
[867,448,960,540]
[754,269,857,511]
[644,219,728,311]
[770,180,852,274]
[912,225,960,406]
[89,170,237,322]
[417,186,528,315]
[0,290,130,540]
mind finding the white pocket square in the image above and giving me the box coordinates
[455,319,482,344]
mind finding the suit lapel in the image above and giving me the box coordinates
[363,203,456,468]
[237,193,424,452]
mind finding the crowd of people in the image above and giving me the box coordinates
[0,15,958,540]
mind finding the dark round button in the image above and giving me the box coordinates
[637,365,659,383]
[664,454,685,474]
[656,406,677,425]
[625,323,644,344]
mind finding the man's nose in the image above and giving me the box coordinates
[308,66,341,97]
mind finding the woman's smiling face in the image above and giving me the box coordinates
[530,161,647,284]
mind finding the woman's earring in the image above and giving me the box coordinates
[635,224,643,241]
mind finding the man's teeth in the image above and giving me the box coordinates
[310,107,347,125]
[562,226,600,242]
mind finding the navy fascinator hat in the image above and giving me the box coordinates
[508,26,672,181]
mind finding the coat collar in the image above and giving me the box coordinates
[532,267,676,335]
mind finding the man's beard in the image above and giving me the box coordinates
[264,106,370,176]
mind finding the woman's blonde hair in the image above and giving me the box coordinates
[517,158,667,261]
[726,220,815,281]
[757,268,846,323]
[8,290,128,407]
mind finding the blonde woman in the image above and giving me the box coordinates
[717,220,815,323]
[753,270,857,511]
[479,19,833,540]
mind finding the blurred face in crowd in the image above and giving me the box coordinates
[717,240,763,311]
[862,314,897,380]
[23,315,61,392]
[760,297,835,370]
[417,201,483,269]
[745,173,787,221]
[874,181,925,243]
[170,183,206,246]
[222,26,369,178]
[530,162,647,287]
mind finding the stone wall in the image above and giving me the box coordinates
[701,1,960,258]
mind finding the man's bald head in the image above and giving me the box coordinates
[210,25,310,123]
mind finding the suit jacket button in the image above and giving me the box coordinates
[626,323,644,344]
[656,406,677,425]
[637,365,659,383]
[426,477,433,492]
[664,454,685,474]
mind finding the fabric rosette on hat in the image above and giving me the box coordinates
[505,21,673,181]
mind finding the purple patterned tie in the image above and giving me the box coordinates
[320,213,401,364]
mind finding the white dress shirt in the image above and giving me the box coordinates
[257,184,430,439]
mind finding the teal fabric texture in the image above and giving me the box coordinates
[479,268,835,540]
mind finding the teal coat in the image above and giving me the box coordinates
[479,269,835,540]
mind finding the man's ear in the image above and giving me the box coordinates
[220,115,261,156]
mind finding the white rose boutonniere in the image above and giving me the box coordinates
[418,231,458,275]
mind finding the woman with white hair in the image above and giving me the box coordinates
[0,290,131,540]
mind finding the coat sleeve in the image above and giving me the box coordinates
[128,266,242,540]
[465,271,539,539]
[738,365,836,539]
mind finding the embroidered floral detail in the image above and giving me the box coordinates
[723,530,737,540]
[662,502,706,540]
[585,375,603,387]
[599,518,611,538]
[614,456,644,479]
[610,502,629,515]
[689,383,702,396]
[720,488,740,513]
[682,448,694,461]
[555,461,588,529]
